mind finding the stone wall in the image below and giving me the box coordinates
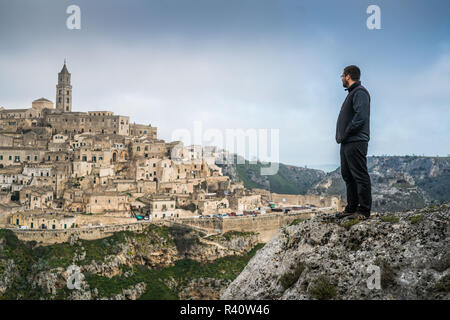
[175,212,314,242]
[7,211,315,245]
[9,221,148,245]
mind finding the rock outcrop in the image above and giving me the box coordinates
[222,204,450,300]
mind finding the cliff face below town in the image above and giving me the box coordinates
[222,204,450,300]
[0,224,262,300]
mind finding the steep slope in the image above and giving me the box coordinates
[222,204,450,300]
[0,224,263,300]
[217,154,325,195]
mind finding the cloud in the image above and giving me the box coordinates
[0,1,449,169]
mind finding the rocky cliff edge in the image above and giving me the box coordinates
[222,204,450,300]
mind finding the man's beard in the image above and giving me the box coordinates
[342,79,349,88]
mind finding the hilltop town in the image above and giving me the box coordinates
[0,63,341,233]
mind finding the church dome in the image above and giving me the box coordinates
[32,97,54,111]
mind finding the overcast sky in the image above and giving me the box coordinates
[0,0,449,171]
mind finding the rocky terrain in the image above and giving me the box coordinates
[222,203,450,300]
[309,156,450,212]
[0,224,262,300]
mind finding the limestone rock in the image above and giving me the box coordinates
[222,204,450,300]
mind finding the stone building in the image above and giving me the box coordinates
[84,191,130,214]
[10,210,75,230]
[129,138,166,159]
[45,111,130,136]
[228,194,262,212]
[129,123,157,140]
[0,147,46,167]
[19,186,54,209]
[141,194,177,220]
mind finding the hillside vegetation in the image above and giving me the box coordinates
[0,225,263,300]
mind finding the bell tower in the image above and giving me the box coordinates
[56,61,72,112]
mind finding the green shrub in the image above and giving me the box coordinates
[308,275,337,300]
[279,263,305,290]
[408,214,423,225]
[381,216,400,223]
[434,275,450,293]
[290,218,305,226]
[340,218,360,230]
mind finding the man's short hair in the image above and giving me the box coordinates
[343,65,361,81]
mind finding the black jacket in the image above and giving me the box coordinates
[336,81,371,144]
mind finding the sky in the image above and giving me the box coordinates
[0,0,449,172]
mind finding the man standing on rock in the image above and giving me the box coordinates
[335,65,372,220]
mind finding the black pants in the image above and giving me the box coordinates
[340,141,372,214]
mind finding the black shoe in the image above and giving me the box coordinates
[335,210,356,219]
